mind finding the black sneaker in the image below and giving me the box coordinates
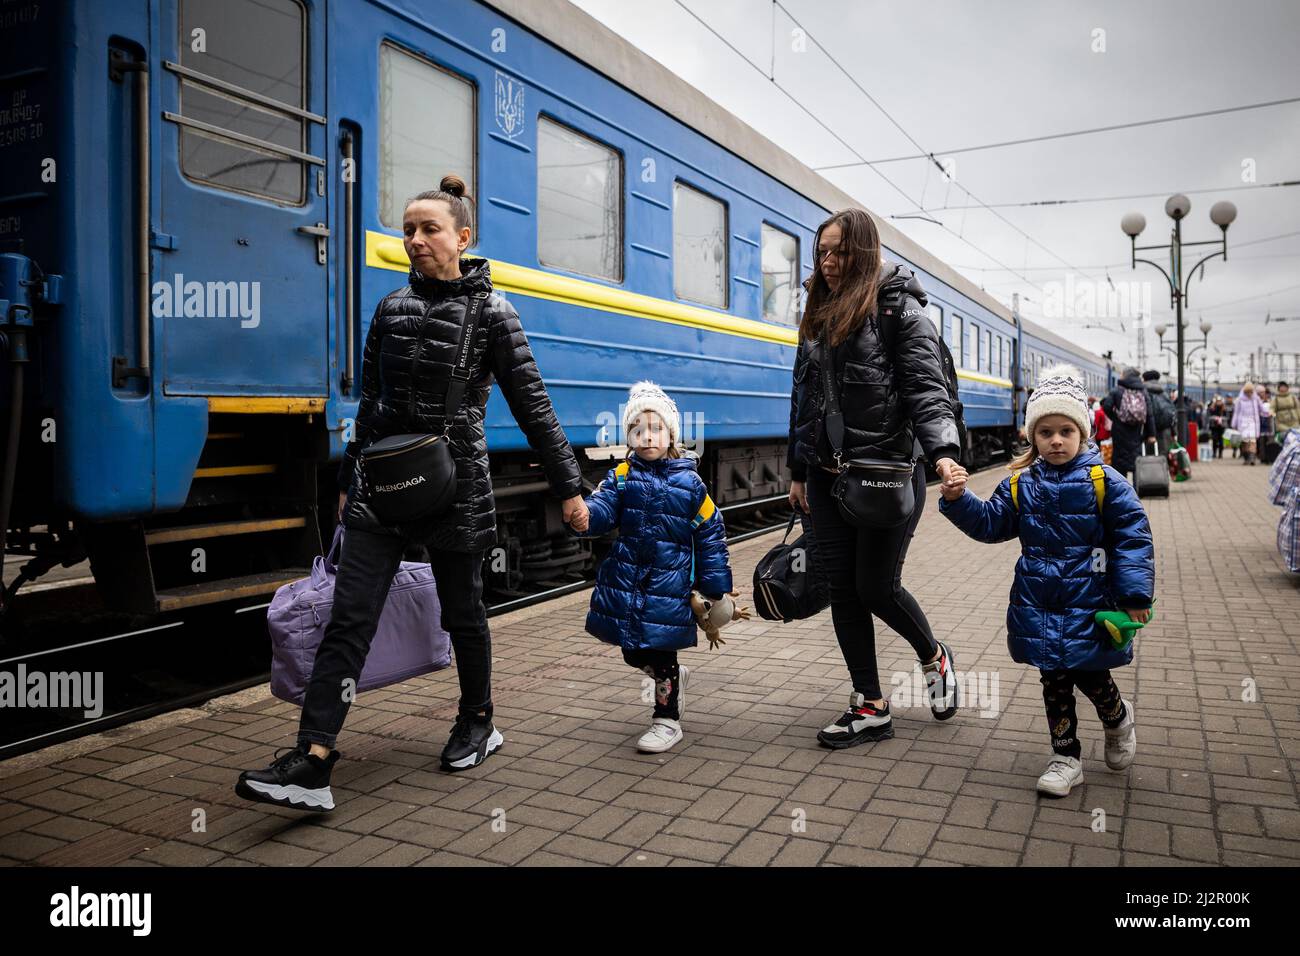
[816,693,894,748]
[923,641,959,720]
[441,712,504,771]
[235,746,338,812]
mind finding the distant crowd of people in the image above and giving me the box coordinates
[1030,371,1300,477]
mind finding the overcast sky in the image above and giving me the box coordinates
[572,0,1300,385]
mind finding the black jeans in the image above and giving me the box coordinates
[805,463,939,700]
[298,526,491,750]
[622,648,680,720]
[1210,428,1225,458]
[1039,669,1125,759]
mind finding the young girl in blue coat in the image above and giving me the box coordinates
[573,382,734,754]
[938,366,1155,797]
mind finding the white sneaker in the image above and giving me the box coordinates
[636,718,683,753]
[1104,699,1136,770]
[1036,755,1084,797]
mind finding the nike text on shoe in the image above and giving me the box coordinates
[1036,755,1084,797]
[235,746,338,812]
[923,641,959,720]
[1103,699,1137,771]
[441,713,504,771]
[816,692,894,749]
[636,717,683,753]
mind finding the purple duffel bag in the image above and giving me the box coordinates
[268,526,452,705]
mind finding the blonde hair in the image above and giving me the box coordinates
[1007,444,1038,471]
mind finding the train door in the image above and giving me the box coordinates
[155,0,328,396]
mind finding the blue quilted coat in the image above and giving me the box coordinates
[575,453,733,651]
[938,445,1155,670]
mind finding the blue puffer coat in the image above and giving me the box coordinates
[938,445,1155,670]
[575,453,733,651]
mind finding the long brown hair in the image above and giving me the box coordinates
[799,208,884,347]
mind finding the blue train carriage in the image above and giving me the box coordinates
[1018,318,1114,433]
[1,0,1106,621]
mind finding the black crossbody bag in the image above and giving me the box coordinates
[358,291,488,525]
[819,333,917,529]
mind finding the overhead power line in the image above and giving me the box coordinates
[814,95,1300,170]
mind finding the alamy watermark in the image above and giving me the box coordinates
[0,665,103,719]
[151,273,260,328]
[889,664,1000,718]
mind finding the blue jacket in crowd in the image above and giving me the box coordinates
[938,445,1155,670]
[575,453,733,651]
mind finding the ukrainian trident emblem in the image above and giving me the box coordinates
[495,72,525,139]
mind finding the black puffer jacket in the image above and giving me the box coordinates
[339,257,583,553]
[787,263,962,480]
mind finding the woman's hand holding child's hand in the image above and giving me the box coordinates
[1124,607,1151,624]
[939,465,968,501]
[563,495,590,533]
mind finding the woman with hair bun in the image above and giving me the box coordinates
[237,175,590,812]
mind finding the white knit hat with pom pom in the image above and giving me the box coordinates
[1026,364,1091,439]
[623,381,681,446]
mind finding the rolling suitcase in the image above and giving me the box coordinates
[1134,445,1170,499]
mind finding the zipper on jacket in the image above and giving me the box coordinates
[406,300,436,429]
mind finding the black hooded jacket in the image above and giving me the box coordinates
[786,263,962,480]
[339,257,583,553]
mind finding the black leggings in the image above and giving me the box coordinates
[1040,669,1126,759]
[298,526,491,750]
[1210,428,1225,458]
[805,463,939,700]
[622,648,680,720]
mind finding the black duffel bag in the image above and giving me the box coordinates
[358,291,487,525]
[753,512,831,622]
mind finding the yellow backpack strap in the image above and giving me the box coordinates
[614,460,629,491]
[1090,464,1106,513]
[692,493,717,529]
[1009,470,1022,510]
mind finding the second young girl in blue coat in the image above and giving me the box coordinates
[573,382,734,754]
[939,365,1155,797]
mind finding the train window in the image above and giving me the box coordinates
[926,304,943,335]
[1001,337,1010,378]
[982,329,991,374]
[674,182,728,308]
[947,314,963,367]
[964,322,977,370]
[379,44,476,231]
[538,118,623,281]
[760,223,799,326]
[177,0,307,204]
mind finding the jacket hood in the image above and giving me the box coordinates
[408,256,493,301]
[1119,370,1145,388]
[878,262,928,308]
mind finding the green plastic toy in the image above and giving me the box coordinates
[1095,600,1156,650]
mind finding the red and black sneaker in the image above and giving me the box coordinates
[923,641,959,721]
[816,692,894,749]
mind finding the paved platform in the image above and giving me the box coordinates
[1,457,1297,867]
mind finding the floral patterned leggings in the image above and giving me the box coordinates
[1039,669,1126,759]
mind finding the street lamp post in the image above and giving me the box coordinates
[1121,196,1236,446]
[1154,320,1213,407]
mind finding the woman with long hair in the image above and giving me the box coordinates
[786,208,965,748]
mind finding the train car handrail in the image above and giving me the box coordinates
[161,112,326,167]
[162,61,327,125]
